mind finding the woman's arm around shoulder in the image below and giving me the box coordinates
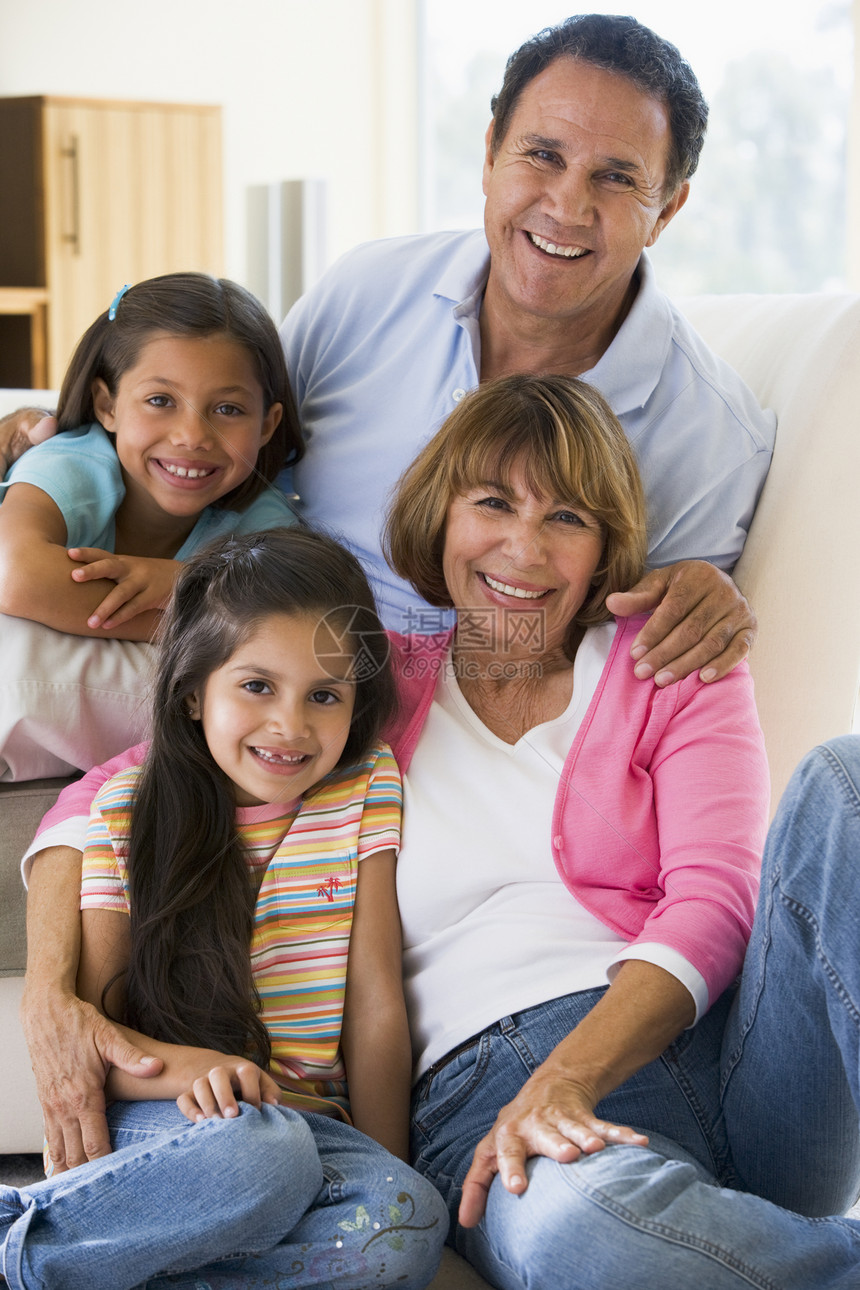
[28,742,150,856]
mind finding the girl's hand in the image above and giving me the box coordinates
[67,548,179,628]
[458,1068,648,1229]
[176,1058,281,1123]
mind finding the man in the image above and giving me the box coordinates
[3,19,771,700]
[281,12,773,681]
[13,12,774,1195]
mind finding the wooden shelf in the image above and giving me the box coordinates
[0,96,222,388]
[0,287,49,388]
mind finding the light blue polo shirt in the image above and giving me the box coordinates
[282,230,775,634]
[0,422,297,554]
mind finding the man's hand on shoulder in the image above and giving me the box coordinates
[0,408,57,476]
[606,560,756,686]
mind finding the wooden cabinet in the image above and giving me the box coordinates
[0,96,222,388]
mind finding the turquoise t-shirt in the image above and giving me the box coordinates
[0,422,297,553]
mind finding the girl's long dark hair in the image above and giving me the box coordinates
[121,527,396,1064]
[57,272,303,512]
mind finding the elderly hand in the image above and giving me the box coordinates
[0,407,57,476]
[606,559,756,687]
[458,961,693,1227]
[20,985,162,1173]
[458,1066,648,1228]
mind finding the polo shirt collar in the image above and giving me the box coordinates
[430,235,674,414]
[582,252,675,414]
[432,230,490,318]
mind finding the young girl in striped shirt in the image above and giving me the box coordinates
[0,527,446,1290]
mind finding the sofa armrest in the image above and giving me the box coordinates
[0,776,76,975]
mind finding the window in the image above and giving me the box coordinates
[420,0,852,293]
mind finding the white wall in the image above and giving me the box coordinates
[852,0,860,289]
[0,0,421,288]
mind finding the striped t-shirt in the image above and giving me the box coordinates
[81,743,402,1118]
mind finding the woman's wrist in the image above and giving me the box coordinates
[544,963,695,1104]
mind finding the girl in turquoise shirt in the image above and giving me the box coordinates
[0,272,302,642]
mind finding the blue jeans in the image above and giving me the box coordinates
[410,736,860,1289]
[0,1101,447,1289]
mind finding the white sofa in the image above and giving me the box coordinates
[3,293,860,1288]
[680,293,860,812]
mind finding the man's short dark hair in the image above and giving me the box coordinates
[490,13,708,194]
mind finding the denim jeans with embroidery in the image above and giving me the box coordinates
[1,1101,447,1289]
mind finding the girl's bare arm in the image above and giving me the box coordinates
[78,907,277,1107]
[0,483,161,639]
[341,849,412,1161]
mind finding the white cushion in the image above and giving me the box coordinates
[0,388,58,417]
[678,294,860,811]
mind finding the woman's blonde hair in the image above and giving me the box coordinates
[384,374,647,632]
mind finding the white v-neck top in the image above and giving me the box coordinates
[397,624,706,1077]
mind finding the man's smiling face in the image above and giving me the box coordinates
[481,57,689,339]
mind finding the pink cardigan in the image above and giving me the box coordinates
[40,617,769,1006]
[386,617,770,1006]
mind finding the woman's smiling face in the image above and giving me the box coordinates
[442,460,604,659]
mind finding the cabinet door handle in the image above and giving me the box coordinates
[60,135,81,256]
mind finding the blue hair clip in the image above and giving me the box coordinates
[108,283,131,321]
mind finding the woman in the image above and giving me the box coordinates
[19,375,860,1288]
[381,374,860,1288]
